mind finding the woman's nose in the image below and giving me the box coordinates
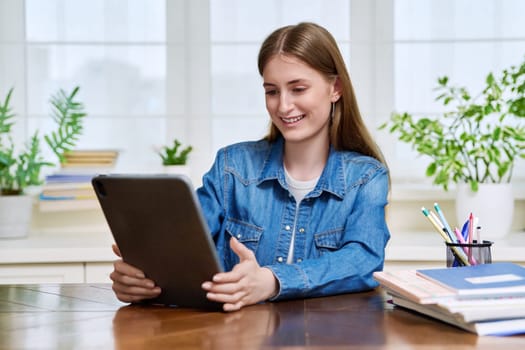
[278,92,293,115]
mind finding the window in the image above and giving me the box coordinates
[2,0,168,175]
[385,0,525,183]
[209,0,351,152]
[1,0,523,188]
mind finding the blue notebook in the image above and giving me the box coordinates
[416,262,525,299]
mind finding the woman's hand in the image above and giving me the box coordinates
[110,244,162,303]
[201,237,278,312]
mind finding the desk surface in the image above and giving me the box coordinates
[1,284,525,349]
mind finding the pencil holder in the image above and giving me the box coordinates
[445,240,493,267]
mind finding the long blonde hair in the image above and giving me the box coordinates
[258,22,386,166]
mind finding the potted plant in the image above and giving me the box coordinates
[380,58,525,238]
[0,86,86,238]
[158,139,193,176]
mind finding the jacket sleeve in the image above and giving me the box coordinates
[196,148,226,241]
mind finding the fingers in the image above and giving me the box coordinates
[202,279,244,295]
[114,259,146,279]
[206,289,247,304]
[201,243,260,311]
[111,259,161,303]
[223,301,245,312]
[112,244,122,257]
[209,237,258,284]
[112,287,161,302]
[202,273,248,312]
[111,275,161,303]
[230,237,256,261]
[204,286,247,312]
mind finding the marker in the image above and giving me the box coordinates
[421,207,470,266]
[476,226,482,244]
[468,213,474,245]
[454,227,466,244]
[434,203,455,242]
[429,211,444,230]
[461,219,470,246]
[421,207,449,242]
[430,210,455,242]
[467,213,474,263]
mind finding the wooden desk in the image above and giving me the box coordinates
[1,284,524,349]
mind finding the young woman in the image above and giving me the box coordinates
[111,22,390,312]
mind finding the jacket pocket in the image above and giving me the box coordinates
[225,218,264,254]
[313,229,344,256]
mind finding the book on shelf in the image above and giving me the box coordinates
[42,179,96,197]
[416,262,525,299]
[62,149,119,162]
[373,264,525,336]
[45,174,97,183]
[38,197,100,212]
[39,172,99,212]
[40,191,96,200]
[41,181,94,191]
[60,149,119,173]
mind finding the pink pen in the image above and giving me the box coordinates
[467,213,474,264]
[454,227,466,244]
[454,227,477,265]
[468,213,474,245]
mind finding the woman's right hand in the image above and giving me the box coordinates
[110,244,162,303]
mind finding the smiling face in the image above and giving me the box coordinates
[262,54,340,146]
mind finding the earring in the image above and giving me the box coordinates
[330,102,335,121]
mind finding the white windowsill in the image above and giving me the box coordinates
[389,182,525,201]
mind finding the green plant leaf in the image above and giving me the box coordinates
[159,139,193,165]
[377,55,525,191]
[44,86,86,163]
[1,86,86,194]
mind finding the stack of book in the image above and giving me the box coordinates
[39,174,99,212]
[61,150,119,172]
[39,150,119,212]
[374,262,525,336]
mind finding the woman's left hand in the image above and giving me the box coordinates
[201,237,278,312]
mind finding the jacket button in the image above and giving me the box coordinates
[277,257,284,263]
[236,234,241,239]
[297,258,302,263]
[299,228,305,233]
[285,225,291,231]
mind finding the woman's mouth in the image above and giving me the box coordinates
[281,115,305,124]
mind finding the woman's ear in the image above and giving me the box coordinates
[331,76,342,103]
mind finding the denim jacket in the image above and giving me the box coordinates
[196,136,390,301]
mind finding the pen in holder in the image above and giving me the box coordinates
[445,240,493,267]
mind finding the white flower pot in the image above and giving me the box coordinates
[455,183,514,240]
[162,165,191,178]
[0,194,34,239]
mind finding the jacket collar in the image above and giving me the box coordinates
[258,136,346,199]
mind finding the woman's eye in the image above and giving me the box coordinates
[293,87,306,93]
[265,90,278,96]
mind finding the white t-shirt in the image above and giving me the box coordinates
[284,167,319,264]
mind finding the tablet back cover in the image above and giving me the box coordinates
[92,174,223,310]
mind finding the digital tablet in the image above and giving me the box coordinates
[92,174,224,310]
